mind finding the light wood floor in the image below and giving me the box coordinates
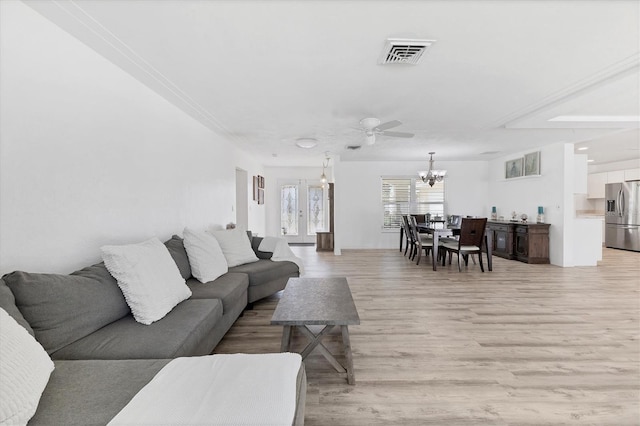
[214,247,640,425]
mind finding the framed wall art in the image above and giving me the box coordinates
[524,151,540,176]
[505,158,523,179]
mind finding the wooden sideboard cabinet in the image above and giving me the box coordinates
[487,221,550,264]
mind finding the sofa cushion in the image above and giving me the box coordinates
[101,237,192,325]
[164,235,192,280]
[4,267,130,354]
[209,229,259,267]
[229,259,299,288]
[30,359,170,426]
[251,237,273,260]
[50,299,223,360]
[0,308,55,426]
[0,278,35,336]
[183,228,228,283]
[186,273,248,313]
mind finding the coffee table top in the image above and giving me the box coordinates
[271,277,360,326]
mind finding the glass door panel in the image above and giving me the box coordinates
[280,181,327,243]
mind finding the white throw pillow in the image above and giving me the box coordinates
[0,307,55,425]
[209,229,259,267]
[101,237,192,325]
[183,228,228,283]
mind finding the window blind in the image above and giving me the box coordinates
[381,178,445,229]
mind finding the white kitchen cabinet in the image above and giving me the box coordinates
[587,172,607,198]
[607,170,625,183]
[625,168,640,181]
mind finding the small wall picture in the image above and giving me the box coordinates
[524,151,540,176]
[257,188,264,205]
[253,176,259,201]
[505,158,523,179]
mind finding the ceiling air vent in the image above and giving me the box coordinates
[346,145,362,150]
[379,38,436,65]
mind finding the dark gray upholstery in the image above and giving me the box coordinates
[251,236,273,259]
[164,235,192,280]
[51,299,223,360]
[4,268,129,354]
[0,278,35,336]
[229,259,298,288]
[187,273,248,313]
[29,359,170,426]
[229,259,299,303]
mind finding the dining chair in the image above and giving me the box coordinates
[441,218,488,272]
[408,215,434,265]
[401,215,414,257]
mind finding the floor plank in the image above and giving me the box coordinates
[214,247,640,425]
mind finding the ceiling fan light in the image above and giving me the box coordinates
[365,134,376,145]
[295,138,317,149]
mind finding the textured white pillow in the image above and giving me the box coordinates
[183,228,228,283]
[101,237,192,325]
[209,229,259,267]
[0,307,54,425]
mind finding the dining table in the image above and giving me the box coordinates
[417,223,493,272]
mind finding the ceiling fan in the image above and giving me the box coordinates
[359,118,414,145]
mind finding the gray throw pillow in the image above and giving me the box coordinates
[164,235,192,280]
[4,263,130,354]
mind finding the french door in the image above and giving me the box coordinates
[280,180,328,244]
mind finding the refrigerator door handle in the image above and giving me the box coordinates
[618,189,623,217]
[620,189,625,216]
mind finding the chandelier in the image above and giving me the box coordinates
[418,152,447,187]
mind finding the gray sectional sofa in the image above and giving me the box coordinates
[0,234,303,425]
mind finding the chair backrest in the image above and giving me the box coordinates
[410,214,426,225]
[458,218,487,247]
[407,215,420,241]
[403,215,415,243]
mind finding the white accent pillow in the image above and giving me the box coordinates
[209,229,259,267]
[101,237,192,325]
[0,307,54,425]
[183,228,228,283]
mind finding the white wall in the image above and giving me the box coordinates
[335,160,489,249]
[0,1,264,274]
[487,142,571,266]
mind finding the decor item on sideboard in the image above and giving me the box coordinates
[524,151,541,176]
[520,213,528,223]
[505,158,523,179]
[418,152,447,187]
[491,206,497,221]
[537,206,545,223]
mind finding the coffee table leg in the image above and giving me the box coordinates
[280,325,292,352]
[341,325,356,385]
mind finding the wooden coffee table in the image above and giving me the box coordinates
[271,277,360,385]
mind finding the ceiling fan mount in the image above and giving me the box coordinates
[358,117,414,145]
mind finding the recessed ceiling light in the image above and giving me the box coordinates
[587,159,595,163]
[577,147,589,151]
[295,138,317,149]
[549,115,640,122]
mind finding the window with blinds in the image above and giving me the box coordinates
[381,178,445,230]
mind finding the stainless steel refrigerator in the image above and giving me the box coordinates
[605,181,640,252]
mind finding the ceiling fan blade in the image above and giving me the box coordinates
[374,120,402,131]
[381,130,414,138]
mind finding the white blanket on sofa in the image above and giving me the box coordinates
[258,237,304,274]
[108,353,301,426]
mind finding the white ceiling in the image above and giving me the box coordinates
[27,0,640,167]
